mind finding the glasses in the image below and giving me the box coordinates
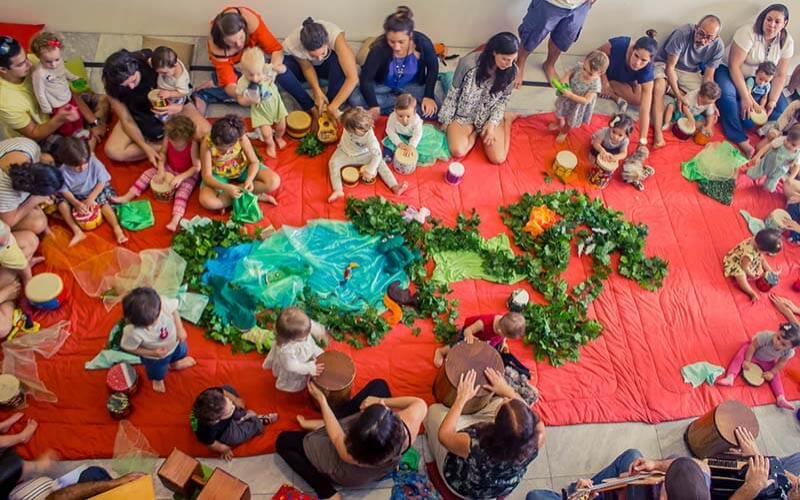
[694,27,718,42]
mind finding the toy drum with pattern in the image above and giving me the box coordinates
[150,173,175,202]
[750,109,769,126]
[72,204,103,230]
[342,166,360,187]
[311,350,355,410]
[755,271,779,292]
[445,162,465,185]
[433,341,504,414]
[693,129,712,146]
[0,374,25,409]
[359,165,376,184]
[552,151,577,181]
[25,272,67,310]
[106,362,139,395]
[147,89,167,110]
[588,156,618,188]
[107,392,131,420]
[393,145,418,175]
[672,117,695,140]
[287,111,312,139]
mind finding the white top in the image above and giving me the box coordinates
[337,127,382,158]
[682,89,717,118]
[385,111,423,148]
[31,63,78,114]
[544,0,589,8]
[727,23,795,78]
[157,59,191,96]
[283,20,343,65]
[120,296,180,358]
[263,320,326,392]
[0,138,40,213]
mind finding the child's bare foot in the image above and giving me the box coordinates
[0,412,23,432]
[166,215,182,232]
[556,133,567,144]
[265,144,277,158]
[777,395,795,410]
[738,140,755,158]
[328,191,344,203]
[152,380,166,393]
[30,256,45,267]
[113,227,128,245]
[276,136,287,150]
[717,375,734,386]
[18,419,38,443]
[433,348,445,368]
[170,356,197,371]
[257,193,278,205]
[69,230,86,247]
[109,192,134,204]
[391,182,408,196]
[0,281,21,303]
[547,121,561,131]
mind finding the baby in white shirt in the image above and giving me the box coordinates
[385,93,423,155]
[263,307,329,392]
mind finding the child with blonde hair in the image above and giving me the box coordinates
[237,47,288,158]
[550,50,609,143]
[328,106,408,202]
[263,307,328,393]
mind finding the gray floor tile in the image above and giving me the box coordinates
[655,417,694,457]
[525,439,551,479]
[59,32,100,64]
[551,475,586,493]
[752,404,800,457]
[509,478,553,499]
[202,454,294,495]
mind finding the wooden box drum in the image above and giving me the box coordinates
[552,151,577,181]
[672,117,695,140]
[287,111,312,139]
[147,89,167,109]
[694,129,711,146]
[150,173,175,202]
[0,374,25,410]
[311,351,355,410]
[106,362,139,395]
[158,448,203,498]
[72,204,103,231]
[107,392,131,420]
[750,109,768,126]
[685,400,759,458]
[197,468,251,500]
[742,364,765,386]
[433,341,504,414]
[26,272,66,310]
[341,166,360,188]
[393,145,418,175]
[588,156,618,188]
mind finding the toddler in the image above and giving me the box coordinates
[119,287,196,393]
[237,47,287,158]
[383,92,423,161]
[199,114,280,211]
[29,32,98,143]
[328,106,408,202]
[745,123,800,193]
[591,113,633,164]
[550,50,610,143]
[663,81,721,136]
[621,145,655,191]
[151,46,192,121]
[746,61,776,110]
[758,100,800,150]
[192,385,277,461]
[433,312,526,368]
[718,322,800,409]
[111,115,200,231]
[263,307,328,392]
[722,228,782,302]
[55,137,126,245]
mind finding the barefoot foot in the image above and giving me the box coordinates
[542,61,557,83]
[152,380,166,393]
[170,356,197,371]
[777,396,795,410]
[275,137,287,150]
[717,375,735,386]
[109,193,135,204]
[433,348,445,368]
[114,228,128,244]
[391,181,408,196]
[69,230,86,247]
[738,141,755,158]
[257,193,278,205]
[166,216,182,232]
[328,191,344,203]
[265,144,277,158]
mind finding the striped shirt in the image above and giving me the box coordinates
[0,138,39,213]
[10,477,55,500]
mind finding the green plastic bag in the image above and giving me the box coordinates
[232,191,263,224]
[116,200,154,231]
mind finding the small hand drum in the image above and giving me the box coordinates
[25,272,66,310]
[393,145,418,175]
[147,89,167,109]
[107,362,140,395]
[150,173,175,202]
[287,110,312,139]
[433,341,504,414]
[743,363,765,386]
[750,109,769,126]
[0,374,25,410]
[445,162,465,185]
[72,203,103,231]
[359,165,376,184]
[341,166,360,187]
[311,351,355,410]
[552,151,577,181]
[588,156,618,188]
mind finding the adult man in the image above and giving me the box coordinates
[0,36,106,148]
[515,0,598,87]
[651,16,724,147]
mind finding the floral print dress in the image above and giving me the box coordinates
[555,63,601,128]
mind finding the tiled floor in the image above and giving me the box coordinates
[44,33,799,498]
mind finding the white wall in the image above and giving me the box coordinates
[1,0,799,57]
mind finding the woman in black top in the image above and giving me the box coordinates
[348,6,440,118]
[102,49,209,166]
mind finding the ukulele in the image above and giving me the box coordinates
[316,111,338,144]
[563,472,664,500]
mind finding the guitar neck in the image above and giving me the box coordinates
[569,472,663,499]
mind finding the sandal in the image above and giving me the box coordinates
[258,413,279,425]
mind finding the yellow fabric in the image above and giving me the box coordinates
[88,475,156,499]
[0,56,45,139]
[0,234,27,270]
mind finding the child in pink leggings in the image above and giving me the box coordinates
[718,322,800,409]
[111,115,200,231]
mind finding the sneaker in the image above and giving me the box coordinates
[633,181,645,191]
[246,129,262,141]
[257,413,279,425]
[616,98,629,114]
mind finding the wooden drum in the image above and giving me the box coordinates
[685,400,759,459]
[433,341,504,414]
[588,156,618,188]
[445,162,465,185]
[359,165,376,185]
[287,111,312,139]
[0,374,25,410]
[393,145,418,175]
[672,117,695,140]
[311,351,355,410]
[107,392,131,420]
[107,362,139,395]
[552,151,577,181]
[26,272,67,310]
[342,166,360,188]
[72,204,103,231]
[150,173,175,202]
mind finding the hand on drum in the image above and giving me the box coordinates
[734,426,760,456]
[482,367,515,399]
[169,175,182,190]
[75,201,91,215]
[314,361,325,376]
[454,369,481,404]
[307,380,327,406]
[599,151,613,162]
[743,455,773,492]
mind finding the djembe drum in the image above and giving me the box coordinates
[25,272,66,310]
[393,145,418,175]
[106,362,139,395]
[552,151,577,181]
[433,341,504,414]
[588,156,618,188]
[150,173,175,202]
[685,400,759,458]
[672,117,695,140]
[694,129,712,146]
[287,111,312,139]
[107,392,131,420]
[742,364,765,387]
[750,109,768,126]
[0,374,25,410]
[310,351,355,410]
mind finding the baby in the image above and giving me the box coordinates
[263,307,329,392]
[434,312,526,368]
[236,47,287,158]
[151,46,192,122]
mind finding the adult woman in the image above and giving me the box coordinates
[282,18,359,121]
[715,4,794,157]
[102,50,209,166]
[201,6,312,113]
[349,6,439,118]
[425,368,544,499]
[276,379,426,500]
[0,138,59,235]
[438,32,519,164]
[597,31,658,147]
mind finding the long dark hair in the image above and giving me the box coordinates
[8,163,64,195]
[754,4,790,48]
[477,32,519,95]
[372,6,415,50]
[345,404,406,464]
[102,49,143,99]
[211,9,248,51]
[475,399,539,462]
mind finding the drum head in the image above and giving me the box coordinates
[312,351,355,391]
[750,110,768,126]
[395,145,418,162]
[151,173,175,193]
[715,400,759,444]
[0,374,20,402]
[678,117,695,133]
[597,157,618,172]
[342,167,360,184]
[287,111,312,130]
[742,364,765,386]
[445,342,504,397]
[556,151,577,168]
[26,273,64,303]
[448,162,465,176]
